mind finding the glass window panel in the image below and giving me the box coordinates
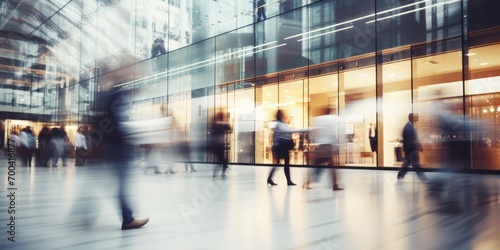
[469,0,500,32]
[214,26,254,84]
[377,0,462,50]
[381,59,412,167]
[340,64,376,167]
[232,87,255,163]
[95,1,136,65]
[278,80,306,165]
[467,44,500,170]
[413,47,464,169]
[255,83,278,164]
[308,73,339,165]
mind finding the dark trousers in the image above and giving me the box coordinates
[75,147,85,166]
[397,149,427,181]
[21,146,33,166]
[268,149,292,183]
[257,9,266,21]
[109,145,134,225]
[212,145,228,177]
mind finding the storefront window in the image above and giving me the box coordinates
[413,41,464,169]
[467,44,500,170]
[381,51,412,167]
[255,83,278,164]
[340,63,376,167]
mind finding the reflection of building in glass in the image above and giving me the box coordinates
[1,0,500,171]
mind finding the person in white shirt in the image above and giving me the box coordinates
[303,106,344,190]
[75,126,88,166]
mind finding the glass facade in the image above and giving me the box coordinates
[2,0,500,170]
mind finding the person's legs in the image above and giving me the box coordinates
[27,149,32,166]
[283,152,295,185]
[221,151,228,178]
[75,147,82,166]
[62,147,68,166]
[267,155,279,185]
[410,152,427,182]
[111,146,149,230]
[52,143,59,166]
[397,153,411,179]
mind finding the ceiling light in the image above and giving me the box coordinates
[466,53,476,56]
[480,62,489,66]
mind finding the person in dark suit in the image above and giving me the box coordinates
[104,87,150,230]
[209,111,232,179]
[256,0,267,22]
[397,113,427,182]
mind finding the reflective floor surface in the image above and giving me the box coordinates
[1,160,500,250]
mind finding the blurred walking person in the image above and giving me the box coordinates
[267,110,307,186]
[181,131,196,172]
[209,111,231,179]
[302,107,343,190]
[104,87,149,230]
[75,126,88,166]
[51,126,69,167]
[37,127,51,167]
[20,126,36,167]
[397,113,428,182]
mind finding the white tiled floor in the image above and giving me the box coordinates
[1,160,500,250]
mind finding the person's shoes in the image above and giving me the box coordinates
[333,185,343,191]
[302,182,312,189]
[267,179,277,186]
[221,174,227,179]
[191,170,197,172]
[121,218,149,230]
[154,170,162,174]
[287,182,297,186]
[52,164,58,167]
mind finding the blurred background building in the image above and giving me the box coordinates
[1,0,500,170]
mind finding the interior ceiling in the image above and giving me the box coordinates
[1,0,500,95]
[0,0,124,87]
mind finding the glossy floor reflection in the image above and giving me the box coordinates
[1,160,500,250]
